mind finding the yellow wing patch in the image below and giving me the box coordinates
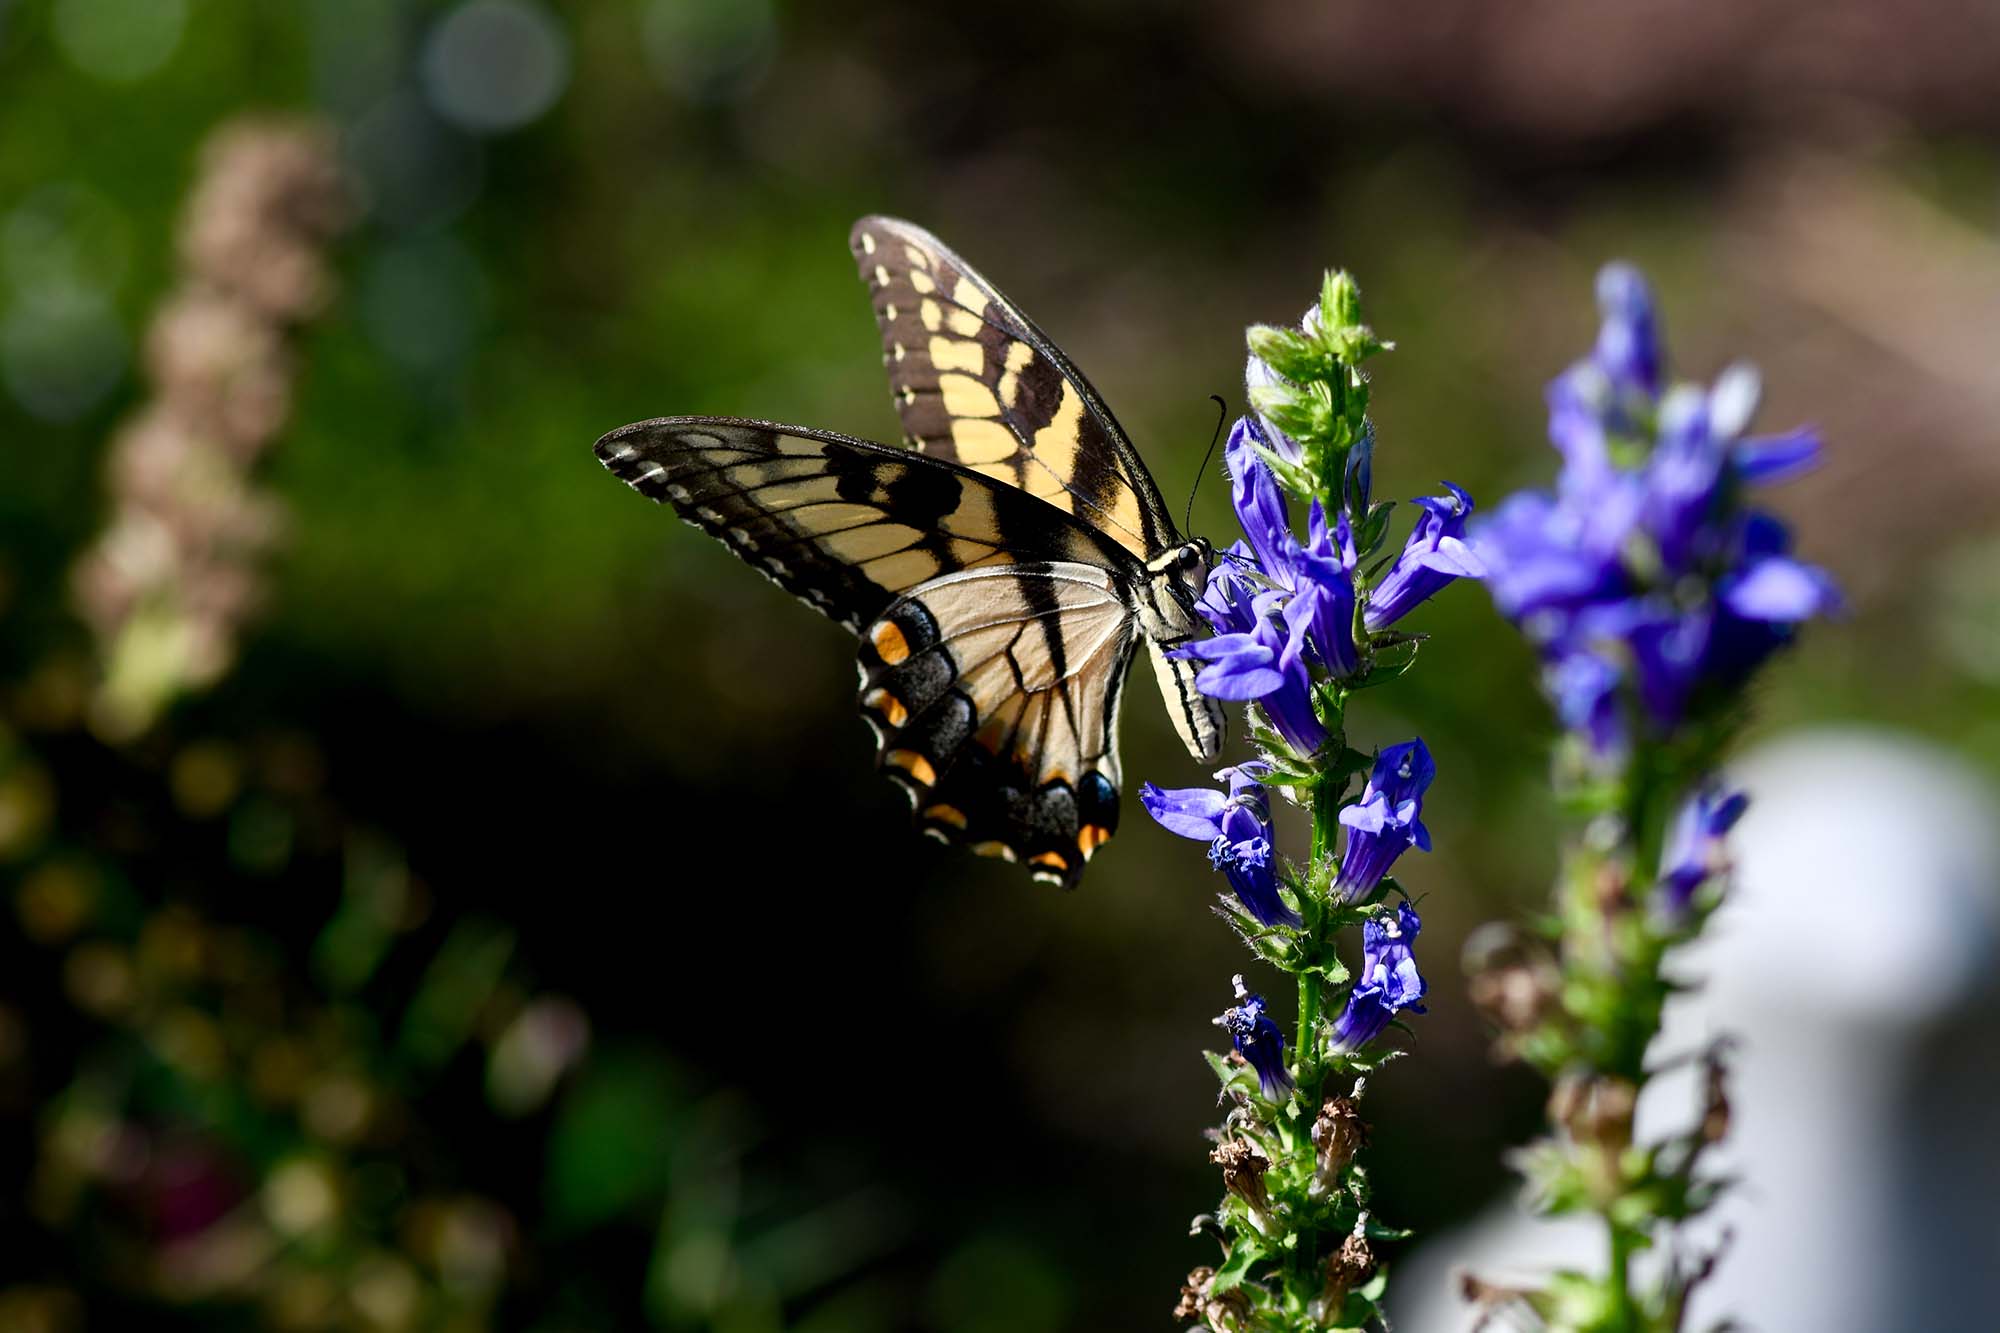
[848,216,1176,561]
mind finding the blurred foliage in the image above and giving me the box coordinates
[2,0,1997,1328]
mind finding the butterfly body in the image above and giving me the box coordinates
[596,218,1222,886]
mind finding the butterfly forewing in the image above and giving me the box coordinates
[595,417,1123,629]
[848,216,1178,562]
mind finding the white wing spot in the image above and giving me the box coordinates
[885,302,898,321]
[874,264,890,287]
[695,506,724,526]
[860,232,877,255]
[727,526,757,550]
[664,482,691,502]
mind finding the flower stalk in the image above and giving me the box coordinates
[1464,266,1837,1331]
[1150,272,1483,1329]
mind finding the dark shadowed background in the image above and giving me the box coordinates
[3,2,1997,1330]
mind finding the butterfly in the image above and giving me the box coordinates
[594,216,1223,886]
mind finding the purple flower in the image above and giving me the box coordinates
[1363,484,1487,630]
[1334,739,1435,901]
[1176,593,1329,756]
[1226,417,1294,581]
[1331,902,1428,1051]
[1734,427,1822,485]
[1287,500,1359,677]
[1345,423,1374,515]
[1141,764,1300,927]
[1216,974,1294,1100]
[1593,262,1663,400]
[1547,648,1625,757]
[1701,513,1843,689]
[1475,490,1632,631]
[1659,784,1749,914]
[1198,540,1264,637]
[1477,263,1839,756]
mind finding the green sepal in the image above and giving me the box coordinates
[1210,1235,1271,1293]
[1351,639,1420,690]
[1353,498,1397,561]
[1323,745,1374,786]
[1203,1048,1255,1096]
[1251,441,1320,504]
[1246,323,1325,384]
[1362,1216,1414,1241]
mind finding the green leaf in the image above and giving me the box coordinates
[1209,1235,1269,1293]
[546,1050,685,1230]
[1362,1216,1413,1241]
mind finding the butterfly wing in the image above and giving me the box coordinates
[849,216,1181,562]
[858,563,1134,888]
[596,416,1148,885]
[594,416,1131,630]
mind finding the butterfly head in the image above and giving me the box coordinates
[1141,538,1215,640]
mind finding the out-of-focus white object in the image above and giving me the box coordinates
[1396,727,2000,1331]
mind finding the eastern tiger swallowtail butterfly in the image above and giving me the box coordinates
[594,216,1223,886]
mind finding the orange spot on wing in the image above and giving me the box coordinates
[971,840,1017,861]
[1029,851,1069,871]
[1077,825,1112,857]
[885,749,936,786]
[870,620,910,665]
[922,804,968,829]
[864,688,908,727]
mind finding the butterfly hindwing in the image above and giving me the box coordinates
[595,416,1131,630]
[848,216,1178,562]
[857,563,1133,888]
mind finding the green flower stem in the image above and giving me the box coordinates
[1608,1228,1637,1330]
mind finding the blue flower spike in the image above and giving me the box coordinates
[1473,262,1840,756]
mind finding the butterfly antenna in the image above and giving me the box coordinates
[1185,394,1229,538]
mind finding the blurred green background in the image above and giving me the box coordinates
[3,1,1997,1329]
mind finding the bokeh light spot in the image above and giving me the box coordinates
[421,0,571,134]
[2,183,132,299]
[0,289,126,423]
[358,236,489,377]
[641,0,777,104]
[346,93,486,232]
[52,0,187,84]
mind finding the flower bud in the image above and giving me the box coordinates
[1172,1265,1250,1332]
[1462,922,1560,1050]
[1313,1233,1376,1319]
[1310,1097,1368,1195]
[1208,1137,1275,1236]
